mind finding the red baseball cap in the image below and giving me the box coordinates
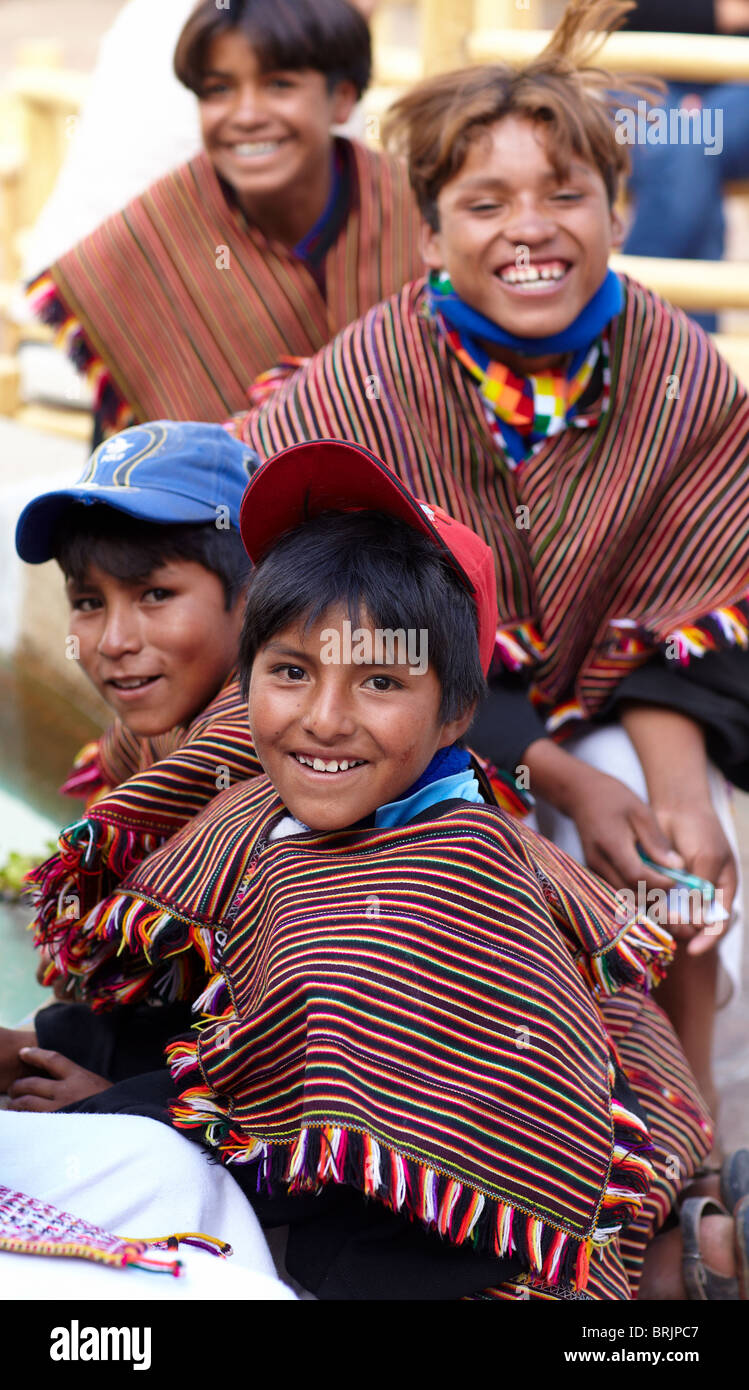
[239,439,498,674]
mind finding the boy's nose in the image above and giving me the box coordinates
[97,605,143,658]
[230,83,266,129]
[299,684,356,742]
[502,199,557,247]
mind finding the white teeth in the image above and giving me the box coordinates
[113,678,152,689]
[233,141,279,156]
[294,754,362,773]
[500,263,567,286]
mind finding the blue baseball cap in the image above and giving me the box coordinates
[15,420,259,564]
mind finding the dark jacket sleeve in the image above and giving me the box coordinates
[623,0,716,33]
[602,649,749,790]
[469,672,548,772]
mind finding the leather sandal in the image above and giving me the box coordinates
[681,1195,745,1300]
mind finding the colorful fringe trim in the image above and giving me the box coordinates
[26,817,164,990]
[247,355,310,408]
[27,272,132,434]
[470,754,534,818]
[58,740,109,802]
[607,593,749,667]
[166,1048,655,1293]
[575,914,674,998]
[491,621,546,673]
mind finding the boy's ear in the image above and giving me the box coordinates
[421,219,445,272]
[330,79,359,127]
[609,201,627,252]
[438,699,478,751]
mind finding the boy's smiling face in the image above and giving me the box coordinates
[422,114,624,345]
[248,606,474,831]
[67,560,244,736]
[198,30,356,212]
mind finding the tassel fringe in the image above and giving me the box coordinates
[491,621,546,673]
[26,815,164,990]
[166,1042,655,1293]
[576,912,674,997]
[27,273,131,433]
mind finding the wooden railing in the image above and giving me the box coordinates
[468,26,749,81]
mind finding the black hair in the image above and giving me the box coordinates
[175,0,372,101]
[53,505,251,609]
[238,510,486,722]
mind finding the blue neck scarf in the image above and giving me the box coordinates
[427,267,623,357]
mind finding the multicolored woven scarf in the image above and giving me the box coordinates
[27,138,422,434]
[443,327,607,467]
[0,1187,229,1273]
[427,269,611,467]
[28,675,263,991]
[64,774,673,1292]
[237,274,749,733]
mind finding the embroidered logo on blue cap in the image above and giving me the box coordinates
[81,423,173,489]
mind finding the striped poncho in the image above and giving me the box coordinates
[27,138,422,434]
[235,275,749,733]
[28,676,263,990]
[60,772,680,1292]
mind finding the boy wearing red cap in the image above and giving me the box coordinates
[37,439,742,1302]
[230,0,749,1117]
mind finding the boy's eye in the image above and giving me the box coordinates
[200,81,230,98]
[364,674,401,692]
[469,201,501,213]
[70,595,102,613]
[273,664,307,681]
[552,192,583,203]
[142,588,174,603]
[266,75,296,89]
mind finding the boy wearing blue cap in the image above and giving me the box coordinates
[2,421,264,1105]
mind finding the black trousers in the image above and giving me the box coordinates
[36,1000,193,1082]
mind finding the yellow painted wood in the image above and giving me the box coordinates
[468,28,749,80]
[0,354,21,415]
[420,0,474,75]
[712,333,749,388]
[14,403,92,442]
[611,253,749,310]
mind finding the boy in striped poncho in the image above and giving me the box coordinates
[2,422,265,1105]
[36,439,746,1301]
[27,0,422,442]
[230,0,749,1121]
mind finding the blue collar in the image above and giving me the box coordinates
[374,746,484,828]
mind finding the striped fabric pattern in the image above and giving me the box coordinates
[235,275,749,731]
[28,676,263,988]
[28,139,422,428]
[599,989,713,1296]
[63,775,677,1289]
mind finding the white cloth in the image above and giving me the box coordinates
[22,0,201,280]
[0,1112,295,1300]
[527,724,743,1002]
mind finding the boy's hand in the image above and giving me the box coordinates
[651,803,737,955]
[566,766,684,892]
[7,1048,110,1111]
